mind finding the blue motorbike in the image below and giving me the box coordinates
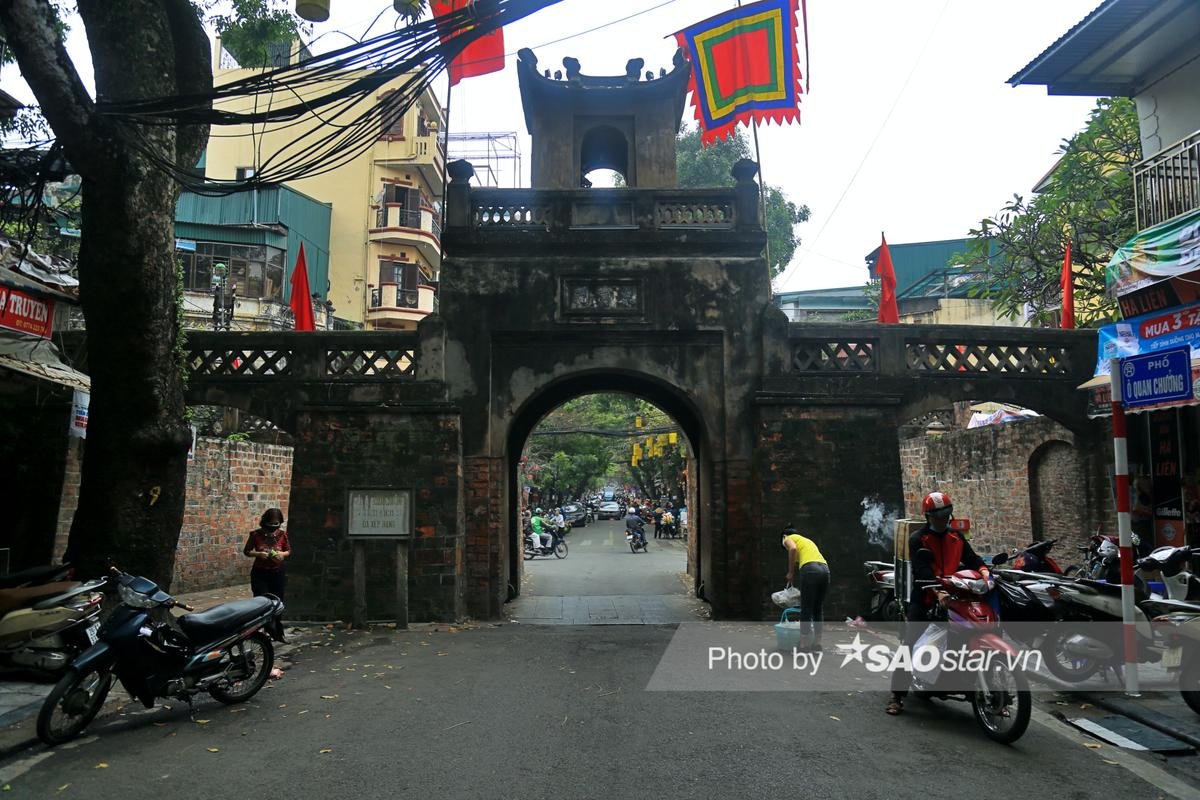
[37,569,285,745]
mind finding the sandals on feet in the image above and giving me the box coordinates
[885,699,903,716]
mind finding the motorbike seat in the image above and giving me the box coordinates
[0,581,82,617]
[1077,578,1150,602]
[178,597,274,642]
[0,564,71,590]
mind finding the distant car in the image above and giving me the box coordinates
[597,501,621,520]
[561,503,587,527]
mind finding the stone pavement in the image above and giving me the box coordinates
[506,593,709,625]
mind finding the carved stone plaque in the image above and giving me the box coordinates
[560,277,645,320]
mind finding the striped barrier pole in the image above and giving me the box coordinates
[1110,357,1140,696]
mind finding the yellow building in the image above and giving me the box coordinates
[201,39,446,330]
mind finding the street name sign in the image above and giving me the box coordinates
[1119,346,1195,408]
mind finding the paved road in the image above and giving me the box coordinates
[509,519,707,624]
[1,624,1188,800]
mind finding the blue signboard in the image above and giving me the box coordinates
[1119,346,1195,408]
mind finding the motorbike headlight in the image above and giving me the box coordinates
[966,578,989,595]
[118,583,159,609]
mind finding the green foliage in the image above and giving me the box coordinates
[226,432,250,442]
[676,126,811,278]
[205,0,305,68]
[0,2,70,67]
[956,98,1140,327]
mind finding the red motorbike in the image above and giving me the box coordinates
[1006,539,1067,575]
[908,549,1032,744]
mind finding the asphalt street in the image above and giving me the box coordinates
[522,518,689,596]
[1,623,1189,800]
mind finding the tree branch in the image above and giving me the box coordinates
[0,0,99,166]
[161,0,212,170]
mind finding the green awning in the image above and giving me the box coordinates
[1106,207,1200,299]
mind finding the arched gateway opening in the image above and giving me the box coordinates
[505,372,712,623]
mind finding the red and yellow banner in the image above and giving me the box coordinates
[0,285,54,338]
[675,0,806,145]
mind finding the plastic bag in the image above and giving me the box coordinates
[771,586,802,608]
[912,624,948,684]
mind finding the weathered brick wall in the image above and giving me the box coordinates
[900,417,1110,560]
[53,438,83,563]
[172,437,294,593]
[756,405,905,619]
[284,410,464,623]
[464,456,504,619]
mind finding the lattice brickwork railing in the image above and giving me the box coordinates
[656,202,733,227]
[905,342,1071,374]
[188,348,292,377]
[791,341,876,372]
[473,204,553,228]
[325,348,416,378]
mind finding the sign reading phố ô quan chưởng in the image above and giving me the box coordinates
[0,285,54,338]
[347,489,413,539]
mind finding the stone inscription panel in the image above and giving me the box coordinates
[559,277,645,321]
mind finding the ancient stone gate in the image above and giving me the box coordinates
[182,51,1099,622]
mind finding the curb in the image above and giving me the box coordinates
[1078,692,1200,750]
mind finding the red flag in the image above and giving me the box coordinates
[433,0,506,86]
[876,234,900,324]
[289,243,316,331]
[1060,241,1075,329]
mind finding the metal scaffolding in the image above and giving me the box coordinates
[446,131,523,188]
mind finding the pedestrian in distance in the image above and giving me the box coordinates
[781,526,829,652]
[244,507,290,679]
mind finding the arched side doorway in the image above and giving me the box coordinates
[504,370,712,609]
[1029,439,1087,542]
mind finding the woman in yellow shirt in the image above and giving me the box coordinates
[782,527,830,651]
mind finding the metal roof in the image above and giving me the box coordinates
[1008,0,1200,96]
[773,286,871,311]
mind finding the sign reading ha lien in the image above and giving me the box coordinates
[0,286,54,338]
[347,489,413,539]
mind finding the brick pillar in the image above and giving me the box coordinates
[463,455,505,619]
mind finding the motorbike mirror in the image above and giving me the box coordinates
[991,552,1008,565]
[914,548,935,565]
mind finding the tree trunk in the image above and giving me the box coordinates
[1,0,211,587]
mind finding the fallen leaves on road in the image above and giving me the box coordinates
[829,716,840,722]
[1102,759,1119,765]
[206,748,220,753]
[1083,743,1102,749]
[443,721,471,731]
[57,785,69,793]
[320,748,333,754]
[195,719,210,725]
[320,694,339,700]
[95,763,109,769]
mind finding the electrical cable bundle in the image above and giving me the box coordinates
[109,0,562,194]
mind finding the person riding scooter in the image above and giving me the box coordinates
[529,508,552,552]
[625,509,647,549]
[887,490,991,716]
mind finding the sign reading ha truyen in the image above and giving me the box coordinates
[0,286,54,338]
[347,489,413,539]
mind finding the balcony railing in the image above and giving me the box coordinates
[371,206,440,242]
[1135,128,1200,229]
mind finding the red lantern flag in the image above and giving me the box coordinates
[289,243,316,331]
[432,0,506,86]
[1060,241,1075,329]
[876,234,900,324]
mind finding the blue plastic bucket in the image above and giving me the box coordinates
[774,607,807,651]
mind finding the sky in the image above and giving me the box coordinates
[1,0,1105,293]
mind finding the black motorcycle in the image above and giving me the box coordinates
[524,530,568,560]
[37,569,285,745]
[627,522,648,554]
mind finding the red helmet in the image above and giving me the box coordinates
[922,491,953,518]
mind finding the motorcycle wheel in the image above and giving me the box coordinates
[1041,625,1102,682]
[1181,657,1200,716]
[883,598,904,623]
[210,632,274,704]
[554,541,568,559]
[37,664,112,745]
[971,662,1031,744]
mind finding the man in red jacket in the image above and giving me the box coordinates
[886,491,990,715]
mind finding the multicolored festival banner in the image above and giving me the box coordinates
[675,0,808,146]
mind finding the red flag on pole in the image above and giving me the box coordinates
[1060,240,1075,329]
[876,234,900,324]
[289,243,316,331]
[433,0,506,86]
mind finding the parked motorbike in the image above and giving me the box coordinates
[1002,539,1068,575]
[1137,546,1200,602]
[627,522,648,554]
[1148,601,1200,715]
[908,549,1032,744]
[37,568,285,745]
[0,563,75,590]
[863,560,902,621]
[0,578,105,677]
[524,530,568,560]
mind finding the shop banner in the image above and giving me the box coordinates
[0,285,54,338]
[1106,207,1200,299]
[1094,300,1200,376]
[69,390,89,438]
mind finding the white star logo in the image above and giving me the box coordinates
[836,633,870,668]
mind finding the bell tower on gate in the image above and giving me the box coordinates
[515,48,692,189]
